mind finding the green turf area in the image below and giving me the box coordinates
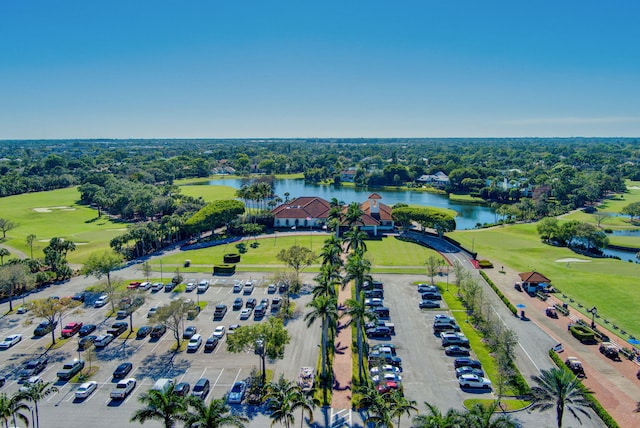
[449,193,488,204]
[450,223,640,335]
[0,187,125,263]
[178,183,238,201]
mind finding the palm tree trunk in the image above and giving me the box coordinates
[35,402,40,428]
[356,318,363,382]
[556,402,563,428]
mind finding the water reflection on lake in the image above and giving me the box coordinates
[197,178,496,230]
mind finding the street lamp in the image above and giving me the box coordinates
[446,265,449,292]
[255,338,266,386]
[588,307,598,328]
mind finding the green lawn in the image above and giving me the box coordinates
[178,183,238,202]
[0,187,125,263]
[450,223,640,336]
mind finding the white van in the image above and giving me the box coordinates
[152,378,174,391]
[187,334,202,352]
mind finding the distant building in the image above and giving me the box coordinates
[340,168,357,182]
[416,171,450,188]
[349,193,394,235]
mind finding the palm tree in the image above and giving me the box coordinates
[412,401,466,428]
[463,401,519,428]
[0,392,31,428]
[344,201,364,227]
[264,378,298,428]
[319,235,343,269]
[342,296,377,382]
[387,389,418,428]
[528,368,593,428]
[304,295,338,405]
[25,234,36,259]
[291,389,316,428]
[0,248,9,265]
[312,264,341,299]
[183,397,247,428]
[343,251,372,301]
[354,384,389,423]
[130,384,188,428]
[343,226,368,256]
[20,380,59,428]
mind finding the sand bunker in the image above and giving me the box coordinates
[32,206,76,213]
[555,258,591,263]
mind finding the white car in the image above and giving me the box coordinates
[16,306,29,314]
[0,334,22,349]
[240,308,252,320]
[139,282,152,290]
[369,365,401,375]
[94,334,114,348]
[19,376,42,393]
[185,279,197,292]
[151,282,164,291]
[458,374,492,389]
[197,280,210,293]
[94,295,108,308]
[75,381,98,399]
[233,281,243,292]
[213,326,226,339]
[372,372,402,383]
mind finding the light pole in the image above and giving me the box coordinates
[446,265,449,292]
[588,306,598,328]
[255,339,266,386]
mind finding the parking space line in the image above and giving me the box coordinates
[211,368,224,390]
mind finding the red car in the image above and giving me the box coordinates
[127,281,142,289]
[61,322,83,338]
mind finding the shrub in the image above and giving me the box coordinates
[569,324,596,343]
[223,253,241,263]
[213,264,236,275]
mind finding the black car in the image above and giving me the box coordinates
[232,298,243,310]
[419,300,440,309]
[453,357,482,369]
[78,335,97,350]
[136,326,152,339]
[113,362,133,379]
[33,320,57,336]
[420,292,442,301]
[245,298,257,308]
[72,292,86,302]
[150,324,166,338]
[174,382,190,396]
[19,355,49,380]
[78,324,97,337]
[364,289,384,299]
[204,336,219,352]
[107,322,128,337]
[183,326,197,339]
[445,346,470,356]
[366,327,392,338]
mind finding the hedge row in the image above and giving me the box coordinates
[548,349,621,428]
[569,324,596,343]
[213,264,236,275]
[479,271,518,316]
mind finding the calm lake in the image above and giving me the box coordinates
[199,178,496,230]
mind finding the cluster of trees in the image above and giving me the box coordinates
[392,205,456,236]
[537,218,609,251]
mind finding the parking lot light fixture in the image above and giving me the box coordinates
[255,339,266,386]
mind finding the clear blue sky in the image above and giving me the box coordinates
[1,1,639,139]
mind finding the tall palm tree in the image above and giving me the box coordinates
[304,295,338,405]
[183,397,247,428]
[20,380,58,428]
[354,384,388,422]
[319,235,343,269]
[342,296,377,382]
[386,389,418,428]
[463,401,519,428]
[343,226,368,256]
[343,252,372,301]
[344,202,364,227]
[312,264,341,299]
[130,384,188,428]
[291,389,316,428]
[412,401,466,428]
[265,379,298,428]
[0,392,31,428]
[528,367,593,428]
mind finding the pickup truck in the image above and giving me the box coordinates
[110,378,136,399]
[107,322,128,337]
[61,322,83,338]
[57,360,85,380]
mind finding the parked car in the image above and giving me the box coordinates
[174,382,190,396]
[419,300,440,309]
[78,324,97,337]
[233,281,243,293]
[213,326,226,339]
[371,344,397,356]
[271,297,282,312]
[20,376,43,393]
[0,334,22,349]
[185,279,197,292]
[455,366,485,378]
[458,374,492,389]
[545,307,558,318]
[213,304,227,320]
[564,356,585,377]
[183,326,197,339]
[369,364,401,375]
[147,306,161,318]
[227,381,247,404]
[113,362,133,379]
[139,282,152,290]
[245,298,257,308]
[417,284,438,293]
[364,289,384,299]
[57,359,85,380]
[94,295,109,308]
[75,381,98,399]
[150,324,167,338]
[107,322,128,337]
[191,378,210,399]
[599,342,621,361]
[16,305,29,314]
[365,327,392,339]
[19,355,49,380]
[153,378,174,391]
[164,282,176,292]
[187,334,202,352]
[453,358,482,369]
[243,281,255,295]
[267,283,277,293]
[204,336,219,352]
[364,298,384,307]
[421,292,442,301]
[72,291,86,302]
[94,334,115,348]
[78,335,97,350]
[61,322,83,338]
[233,297,243,310]
[136,326,152,339]
[445,345,471,356]
[240,308,252,319]
[151,282,164,292]
[33,320,57,336]
[110,378,136,399]
[197,280,210,293]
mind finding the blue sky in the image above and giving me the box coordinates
[1,1,639,139]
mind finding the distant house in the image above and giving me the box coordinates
[340,169,357,182]
[518,271,551,285]
[271,197,330,228]
[416,171,449,188]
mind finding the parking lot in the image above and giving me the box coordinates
[0,275,317,427]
